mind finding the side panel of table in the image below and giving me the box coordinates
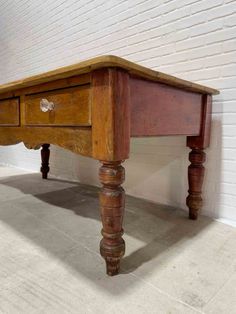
[130,77,203,137]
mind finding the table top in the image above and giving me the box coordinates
[0,55,219,95]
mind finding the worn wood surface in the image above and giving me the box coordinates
[130,78,203,136]
[41,144,50,179]
[0,126,92,156]
[0,74,91,100]
[0,98,20,126]
[25,85,91,126]
[20,73,90,96]
[0,56,219,95]
[99,161,125,276]
[91,68,130,161]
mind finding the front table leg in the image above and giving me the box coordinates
[186,148,206,220]
[99,161,125,276]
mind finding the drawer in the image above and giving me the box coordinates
[25,85,91,126]
[0,98,19,126]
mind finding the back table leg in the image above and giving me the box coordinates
[186,148,206,220]
[41,144,50,179]
[186,95,212,220]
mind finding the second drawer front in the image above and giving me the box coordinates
[0,98,19,126]
[25,85,91,126]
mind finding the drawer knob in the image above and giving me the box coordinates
[40,98,55,112]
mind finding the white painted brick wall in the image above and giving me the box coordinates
[0,0,236,224]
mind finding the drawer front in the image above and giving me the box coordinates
[0,98,19,126]
[25,85,91,126]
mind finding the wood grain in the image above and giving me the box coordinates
[0,98,19,126]
[19,73,90,96]
[0,56,219,95]
[91,68,130,161]
[0,126,92,157]
[25,85,91,126]
[130,78,203,136]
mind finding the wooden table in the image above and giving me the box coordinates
[0,56,219,276]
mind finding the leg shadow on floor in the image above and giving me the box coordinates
[0,173,213,293]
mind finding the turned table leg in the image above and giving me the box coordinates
[41,144,50,179]
[99,161,125,276]
[186,148,206,220]
[186,95,212,220]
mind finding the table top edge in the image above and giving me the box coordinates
[0,55,219,95]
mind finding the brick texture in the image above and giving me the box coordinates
[0,0,235,223]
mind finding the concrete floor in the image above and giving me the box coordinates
[0,166,235,314]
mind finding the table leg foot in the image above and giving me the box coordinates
[99,161,125,276]
[41,144,50,179]
[100,237,125,276]
[186,148,206,220]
